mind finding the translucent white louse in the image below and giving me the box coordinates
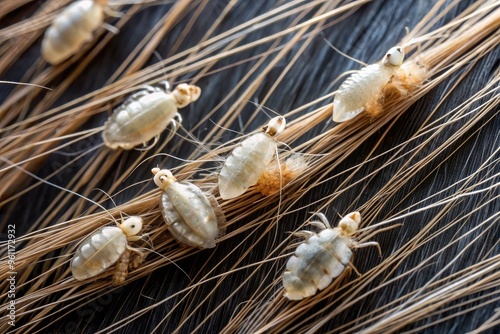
[152,167,226,248]
[218,116,286,200]
[332,46,405,122]
[71,216,144,285]
[42,0,114,65]
[283,212,380,300]
[102,82,201,150]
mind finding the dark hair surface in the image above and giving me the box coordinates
[1,0,499,333]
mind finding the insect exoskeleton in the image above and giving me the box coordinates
[332,46,405,122]
[41,0,111,65]
[102,82,201,150]
[152,167,226,249]
[283,212,379,300]
[218,116,287,200]
[71,216,145,285]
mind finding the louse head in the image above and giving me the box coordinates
[339,211,361,236]
[172,83,202,108]
[383,46,405,67]
[152,167,177,189]
[120,216,143,237]
[263,116,286,137]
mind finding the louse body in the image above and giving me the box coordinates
[152,168,226,248]
[42,0,107,65]
[102,82,201,150]
[71,216,144,285]
[283,212,378,300]
[218,116,286,200]
[333,46,405,122]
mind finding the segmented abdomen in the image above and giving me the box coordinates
[42,1,104,64]
[219,132,276,199]
[161,181,224,248]
[102,92,177,149]
[333,64,394,122]
[283,229,352,300]
[71,227,127,280]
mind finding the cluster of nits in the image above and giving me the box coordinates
[45,1,410,300]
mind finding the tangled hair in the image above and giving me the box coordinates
[0,0,499,333]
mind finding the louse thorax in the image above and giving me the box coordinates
[152,168,226,248]
[102,83,201,150]
[41,0,105,65]
[332,46,405,122]
[218,116,287,200]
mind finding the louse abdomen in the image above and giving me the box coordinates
[333,64,394,122]
[219,132,276,199]
[283,229,352,300]
[42,1,104,65]
[71,227,126,280]
[102,92,177,149]
[161,182,220,248]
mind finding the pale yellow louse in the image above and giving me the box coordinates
[71,216,145,286]
[102,82,201,150]
[218,116,286,200]
[332,46,405,122]
[283,212,380,300]
[152,167,226,249]
[41,0,119,65]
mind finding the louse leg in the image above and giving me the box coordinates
[128,248,145,271]
[309,220,327,230]
[102,23,119,35]
[357,224,402,242]
[292,230,314,239]
[348,262,362,276]
[309,212,331,229]
[173,112,183,125]
[120,89,152,108]
[138,135,160,151]
[112,249,131,286]
[103,6,123,18]
[157,80,171,92]
[353,241,382,257]
[139,85,159,95]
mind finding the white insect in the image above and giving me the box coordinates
[218,116,286,200]
[283,212,380,300]
[102,82,201,150]
[332,46,405,122]
[42,0,116,65]
[71,216,144,285]
[152,167,226,249]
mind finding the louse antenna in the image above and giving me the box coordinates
[124,152,220,184]
[0,156,118,224]
[208,118,246,137]
[138,247,191,280]
[320,33,368,67]
[0,80,52,90]
[152,50,170,84]
[247,100,282,118]
[93,188,126,225]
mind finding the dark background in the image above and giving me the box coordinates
[1,0,499,333]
